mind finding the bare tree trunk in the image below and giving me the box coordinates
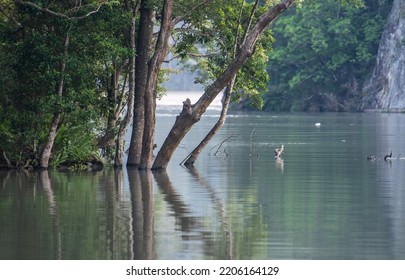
[115,11,137,167]
[127,0,154,166]
[152,0,295,170]
[138,0,173,170]
[183,77,234,165]
[40,27,71,168]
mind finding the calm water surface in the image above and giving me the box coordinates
[1,112,405,259]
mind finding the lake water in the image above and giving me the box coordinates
[1,104,405,259]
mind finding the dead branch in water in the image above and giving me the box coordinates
[249,128,256,156]
[208,135,236,158]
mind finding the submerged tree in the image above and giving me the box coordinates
[127,0,174,170]
[152,0,298,170]
[182,0,265,166]
[126,0,152,168]
[126,0,217,169]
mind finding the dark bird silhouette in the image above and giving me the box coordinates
[384,151,392,161]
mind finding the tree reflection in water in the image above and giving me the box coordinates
[128,168,154,259]
[185,165,234,259]
[40,170,62,259]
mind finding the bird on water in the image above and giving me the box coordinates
[367,155,376,161]
[384,151,392,161]
[274,145,284,159]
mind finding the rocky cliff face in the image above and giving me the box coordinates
[361,0,405,111]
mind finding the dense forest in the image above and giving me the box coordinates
[235,0,393,111]
[0,0,397,170]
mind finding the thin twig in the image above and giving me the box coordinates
[249,128,256,156]
[179,145,192,166]
[212,135,235,156]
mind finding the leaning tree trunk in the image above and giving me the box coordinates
[40,28,70,168]
[183,76,234,166]
[40,114,62,168]
[182,0,258,166]
[152,0,296,170]
[127,0,154,166]
[360,0,405,111]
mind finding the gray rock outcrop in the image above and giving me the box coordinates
[361,0,405,111]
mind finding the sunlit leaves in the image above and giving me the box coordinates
[342,0,365,7]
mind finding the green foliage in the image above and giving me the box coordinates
[264,0,391,111]
[52,124,100,168]
[0,1,130,167]
[342,0,366,7]
[232,39,272,109]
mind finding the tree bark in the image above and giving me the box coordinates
[40,114,62,168]
[138,0,173,170]
[152,0,296,170]
[40,27,70,168]
[127,0,154,166]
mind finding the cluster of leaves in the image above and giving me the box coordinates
[263,0,392,111]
